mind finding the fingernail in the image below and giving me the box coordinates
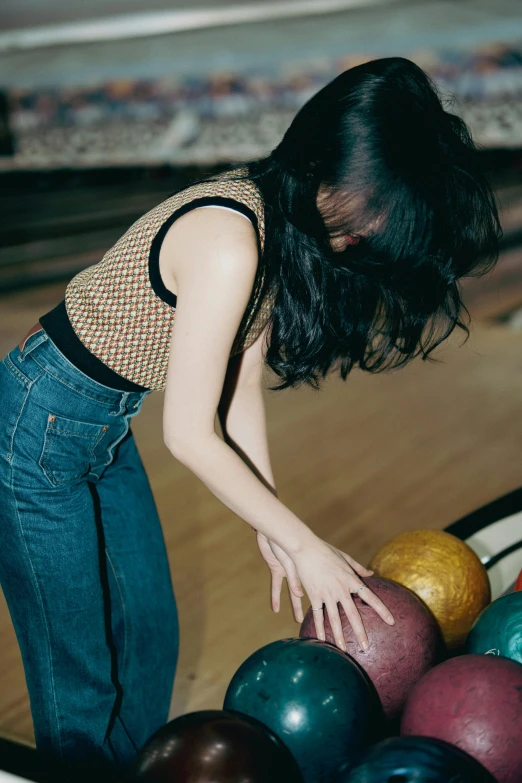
[387,616,395,624]
[361,641,369,651]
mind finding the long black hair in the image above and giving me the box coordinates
[221,57,502,390]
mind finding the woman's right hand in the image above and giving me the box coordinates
[257,531,306,622]
[258,529,395,653]
[292,535,395,653]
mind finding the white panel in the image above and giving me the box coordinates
[464,511,522,599]
[0,771,32,783]
[465,511,522,562]
[486,549,522,599]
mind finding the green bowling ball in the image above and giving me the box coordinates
[466,592,522,664]
[224,638,377,783]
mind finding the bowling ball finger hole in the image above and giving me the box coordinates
[388,777,408,783]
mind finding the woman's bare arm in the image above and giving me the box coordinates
[217,325,276,492]
[217,332,307,617]
[162,207,311,556]
[161,206,394,651]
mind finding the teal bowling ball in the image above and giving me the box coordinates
[224,638,376,783]
[340,736,496,782]
[467,591,522,664]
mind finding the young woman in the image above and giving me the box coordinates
[0,57,500,770]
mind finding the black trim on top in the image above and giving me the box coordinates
[445,486,522,541]
[38,197,259,392]
[148,196,260,306]
[40,301,148,393]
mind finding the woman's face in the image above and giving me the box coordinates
[316,183,364,253]
[331,232,361,253]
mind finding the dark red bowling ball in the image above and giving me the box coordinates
[300,577,443,719]
[401,654,522,783]
[131,710,304,783]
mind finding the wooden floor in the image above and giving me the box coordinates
[1,280,522,747]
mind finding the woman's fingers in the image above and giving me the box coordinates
[311,603,326,643]
[325,600,347,652]
[270,541,304,598]
[288,585,304,623]
[256,532,274,563]
[271,543,304,620]
[340,596,369,652]
[284,559,305,600]
[271,569,284,613]
[357,583,395,625]
[341,551,374,577]
[256,533,285,613]
[257,533,305,618]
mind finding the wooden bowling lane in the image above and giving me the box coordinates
[1,284,522,746]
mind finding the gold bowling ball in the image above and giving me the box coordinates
[369,530,490,648]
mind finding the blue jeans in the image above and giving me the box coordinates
[0,329,178,771]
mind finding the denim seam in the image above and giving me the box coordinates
[31,358,119,408]
[9,459,63,757]
[101,419,131,471]
[105,549,129,683]
[39,422,106,487]
[39,426,58,487]
[31,342,146,406]
[4,365,43,463]
[49,430,101,439]
[5,386,30,464]
[4,353,43,390]
[43,335,144,397]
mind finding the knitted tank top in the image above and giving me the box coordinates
[60,170,272,391]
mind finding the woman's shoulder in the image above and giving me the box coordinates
[165,167,262,214]
[119,167,262,253]
[160,189,261,289]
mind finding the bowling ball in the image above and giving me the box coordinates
[299,577,444,719]
[467,591,522,664]
[224,638,374,783]
[369,529,490,648]
[131,709,304,783]
[400,654,522,783]
[339,736,496,783]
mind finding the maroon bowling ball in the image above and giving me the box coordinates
[300,577,443,719]
[401,654,522,783]
[132,710,304,783]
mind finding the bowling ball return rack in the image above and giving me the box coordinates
[1,486,521,781]
[446,486,522,598]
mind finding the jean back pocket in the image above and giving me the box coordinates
[39,413,112,486]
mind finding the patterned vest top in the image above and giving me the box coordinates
[62,170,272,391]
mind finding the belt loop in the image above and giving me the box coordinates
[112,392,130,417]
[19,324,43,353]
[18,328,47,361]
